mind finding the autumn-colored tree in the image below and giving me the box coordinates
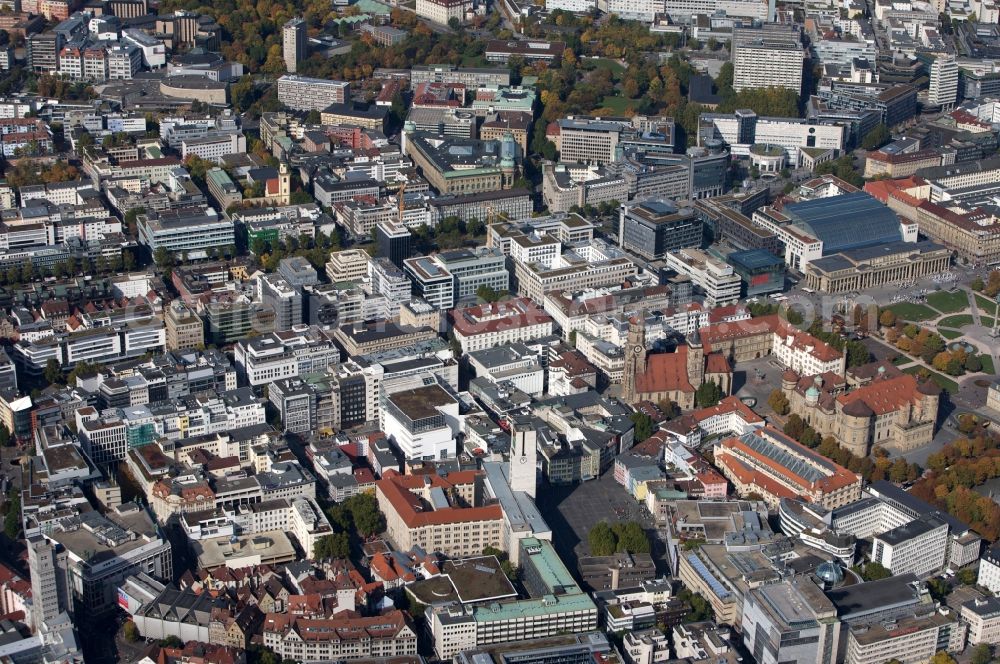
[983,270,1000,297]
[930,650,957,664]
[932,351,952,372]
[768,389,790,416]
[888,458,910,483]
[4,160,80,188]
[784,414,806,440]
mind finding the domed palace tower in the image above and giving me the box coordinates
[837,398,873,457]
[781,369,799,395]
[915,377,941,422]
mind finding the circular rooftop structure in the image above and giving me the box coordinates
[750,143,784,157]
[815,560,845,586]
[749,144,786,173]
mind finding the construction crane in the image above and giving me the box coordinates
[397,181,406,224]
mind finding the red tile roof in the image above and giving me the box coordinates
[705,352,731,374]
[262,610,412,643]
[691,395,763,425]
[699,314,781,352]
[636,345,694,395]
[836,373,925,416]
[450,297,552,336]
[773,320,843,363]
[376,473,502,527]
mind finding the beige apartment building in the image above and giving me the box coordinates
[376,471,504,557]
[165,299,204,351]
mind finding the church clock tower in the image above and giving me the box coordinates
[622,312,647,404]
[508,414,537,498]
[687,325,704,388]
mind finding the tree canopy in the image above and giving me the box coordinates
[3,491,20,539]
[695,381,722,408]
[630,411,655,443]
[588,520,650,555]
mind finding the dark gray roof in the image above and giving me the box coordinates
[875,514,946,545]
[826,573,921,617]
[689,74,722,105]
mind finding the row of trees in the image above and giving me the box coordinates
[971,269,1000,298]
[252,228,342,274]
[3,160,79,189]
[929,346,984,376]
[630,411,656,443]
[297,19,486,82]
[44,358,101,388]
[770,408,922,484]
[3,490,19,540]
[814,155,864,187]
[911,434,1000,540]
[407,217,488,255]
[33,73,95,101]
[588,520,650,556]
[0,251,138,289]
[694,380,722,408]
[483,545,520,583]
[883,320,948,366]
[676,588,713,623]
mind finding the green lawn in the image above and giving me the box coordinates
[891,354,912,366]
[983,317,996,328]
[902,365,959,394]
[976,294,998,316]
[926,289,969,314]
[598,95,639,114]
[886,302,938,321]
[981,355,996,375]
[939,329,964,340]
[937,314,975,329]
[583,57,626,77]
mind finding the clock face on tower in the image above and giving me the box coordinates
[633,345,643,355]
[520,456,528,464]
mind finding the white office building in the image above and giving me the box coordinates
[275,75,350,112]
[732,25,804,94]
[282,18,306,74]
[137,206,235,258]
[382,383,462,460]
[600,0,661,21]
[664,248,741,306]
[872,515,949,578]
[663,0,769,20]
[545,0,596,11]
[234,326,339,387]
[181,131,246,163]
[978,544,1000,594]
[928,56,959,110]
